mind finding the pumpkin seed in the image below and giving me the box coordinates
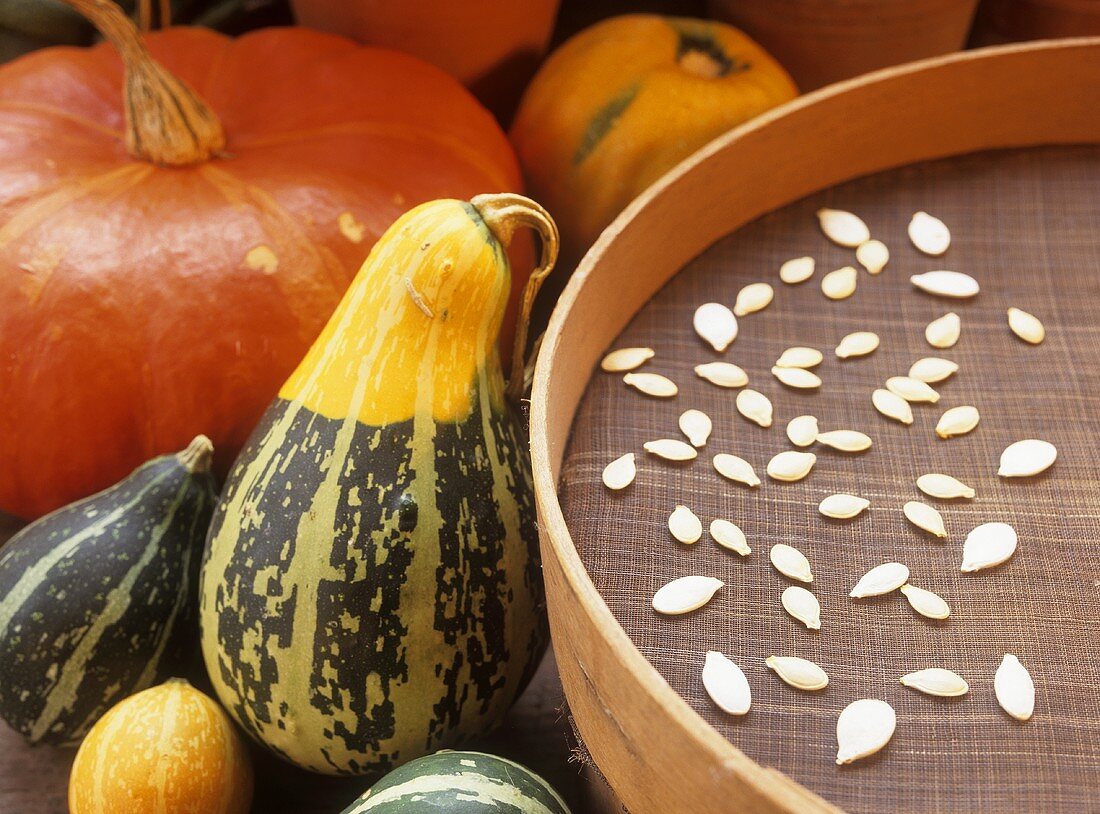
[836,331,879,359]
[856,238,889,274]
[909,356,958,383]
[961,521,1017,572]
[781,585,821,629]
[713,454,761,487]
[624,371,678,397]
[702,651,752,715]
[695,362,749,388]
[917,473,975,499]
[899,583,951,619]
[901,668,968,697]
[850,562,909,598]
[766,451,817,482]
[908,211,951,256]
[994,654,1035,721]
[652,575,724,615]
[643,438,697,461]
[693,302,738,352]
[821,266,858,300]
[998,439,1057,477]
[679,409,712,447]
[736,389,773,427]
[786,415,820,448]
[733,282,774,316]
[1008,307,1045,344]
[780,256,815,284]
[601,347,655,372]
[776,346,824,369]
[902,501,947,538]
[669,505,703,544]
[886,376,940,403]
[771,366,822,389]
[910,270,980,299]
[925,312,961,348]
[872,388,914,424]
[766,655,829,691]
[819,493,870,519]
[602,453,637,490]
[935,405,980,438]
[817,207,870,247]
[816,430,872,452]
[770,543,813,582]
[836,699,896,765]
[710,518,750,556]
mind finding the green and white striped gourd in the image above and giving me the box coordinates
[0,435,217,744]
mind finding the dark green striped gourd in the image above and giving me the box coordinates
[341,750,571,814]
[0,436,217,744]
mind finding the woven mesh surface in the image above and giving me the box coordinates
[557,146,1100,813]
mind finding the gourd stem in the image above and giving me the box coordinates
[177,435,214,474]
[471,193,560,402]
[59,0,225,167]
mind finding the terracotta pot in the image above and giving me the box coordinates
[972,0,1100,42]
[707,0,980,90]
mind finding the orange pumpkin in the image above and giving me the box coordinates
[511,14,797,266]
[0,0,525,520]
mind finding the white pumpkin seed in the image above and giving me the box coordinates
[786,415,820,448]
[602,453,636,490]
[736,389,773,428]
[899,583,951,619]
[651,575,724,615]
[668,504,703,544]
[961,521,1017,572]
[886,376,940,403]
[995,654,1035,721]
[710,518,750,556]
[776,346,823,369]
[821,266,858,300]
[713,454,761,487]
[1008,307,1045,344]
[770,543,813,583]
[836,699,896,765]
[679,409,712,447]
[872,388,914,424]
[767,451,817,482]
[910,270,980,299]
[643,438,697,461]
[817,207,870,247]
[771,366,822,389]
[819,493,870,519]
[781,585,821,630]
[998,439,1057,477]
[766,655,829,691]
[600,347,655,372]
[902,501,947,538]
[917,473,975,499]
[624,371,678,397]
[702,651,752,716]
[901,668,968,697]
[908,211,951,256]
[936,405,980,439]
[836,331,879,359]
[925,312,961,348]
[695,361,749,388]
[816,430,872,452]
[693,302,738,352]
[908,356,958,383]
[850,562,909,598]
[856,238,889,274]
[733,282,774,316]
[780,256,815,284]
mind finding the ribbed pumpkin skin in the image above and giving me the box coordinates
[342,750,571,813]
[68,679,253,814]
[0,439,216,745]
[200,199,547,775]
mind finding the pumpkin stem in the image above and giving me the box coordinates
[471,194,560,403]
[59,0,225,167]
[177,435,215,474]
